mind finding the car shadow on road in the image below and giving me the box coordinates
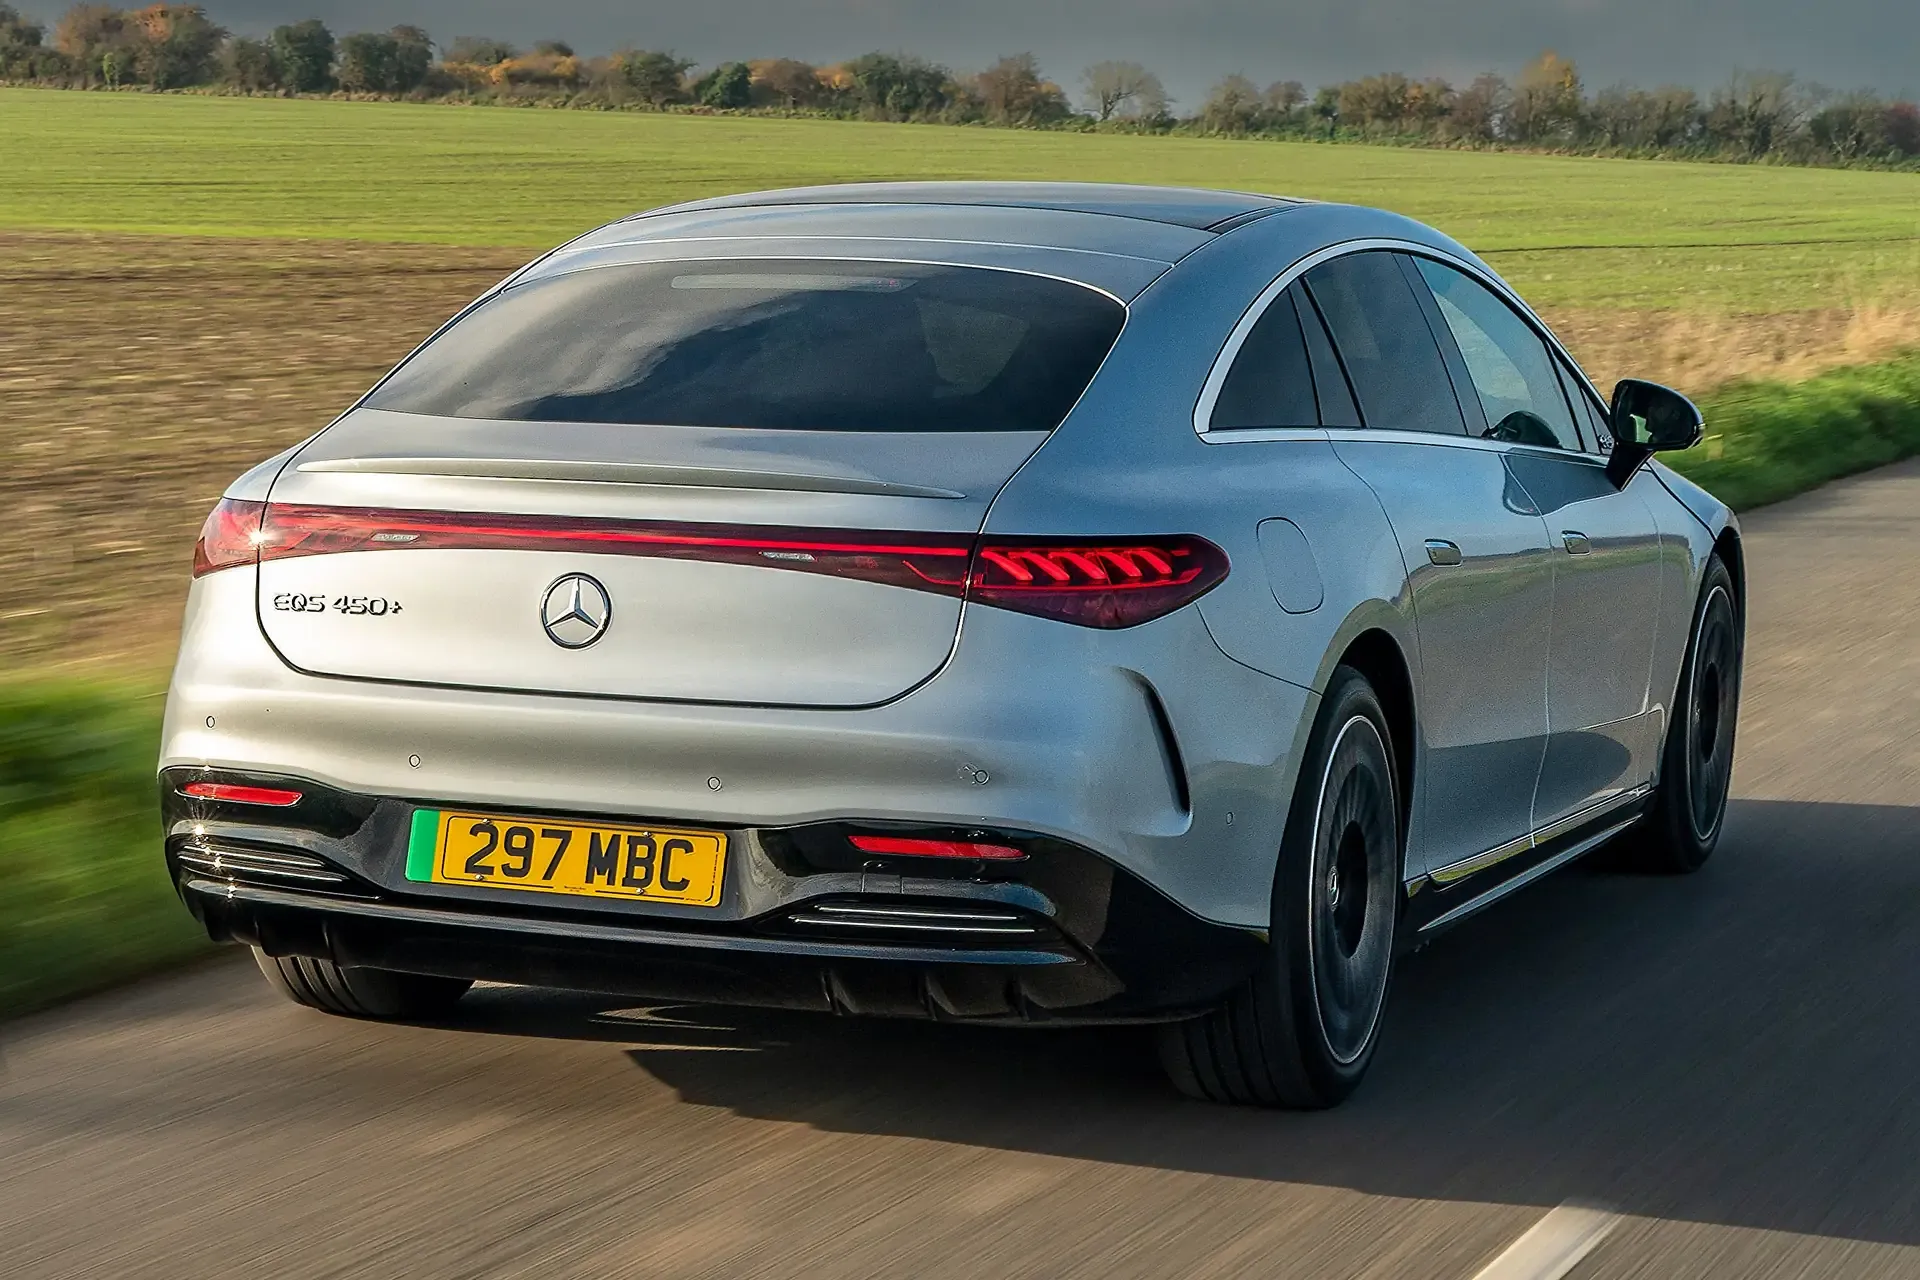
[454,798,1920,1247]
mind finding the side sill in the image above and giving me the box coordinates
[1404,789,1651,938]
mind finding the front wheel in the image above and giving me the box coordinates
[254,949,472,1020]
[1622,554,1743,873]
[1158,666,1401,1108]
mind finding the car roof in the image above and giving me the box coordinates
[542,185,1312,302]
[633,182,1302,232]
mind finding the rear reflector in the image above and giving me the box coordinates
[250,504,1227,629]
[848,835,1026,860]
[191,498,267,577]
[181,782,304,807]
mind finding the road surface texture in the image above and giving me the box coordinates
[6,459,1920,1279]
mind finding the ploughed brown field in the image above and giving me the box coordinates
[5,230,1917,671]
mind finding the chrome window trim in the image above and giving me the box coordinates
[1193,237,1608,450]
[1197,426,1328,446]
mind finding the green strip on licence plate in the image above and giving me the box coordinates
[406,809,442,882]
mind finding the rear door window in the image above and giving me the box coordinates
[366,260,1127,432]
[1303,252,1467,436]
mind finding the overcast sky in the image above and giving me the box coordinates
[194,0,1915,104]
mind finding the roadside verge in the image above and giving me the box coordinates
[1674,351,1920,510]
[0,682,207,1019]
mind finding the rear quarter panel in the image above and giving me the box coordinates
[981,209,1426,902]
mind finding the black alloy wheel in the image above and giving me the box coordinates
[1684,580,1740,844]
[1622,553,1743,874]
[1159,665,1401,1108]
[1308,708,1399,1068]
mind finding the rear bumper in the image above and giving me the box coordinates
[165,772,1267,1022]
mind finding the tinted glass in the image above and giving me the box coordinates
[1304,253,1466,435]
[368,260,1127,432]
[1211,289,1318,429]
[1415,260,1580,450]
[1557,360,1612,453]
[1295,283,1361,427]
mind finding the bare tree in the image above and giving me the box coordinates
[1646,86,1704,148]
[1708,69,1805,157]
[1445,73,1509,142]
[1203,73,1261,133]
[751,57,820,108]
[1081,60,1165,121]
[1809,90,1888,161]
[973,53,1069,125]
[1264,79,1306,115]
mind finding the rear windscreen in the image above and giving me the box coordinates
[365,259,1127,432]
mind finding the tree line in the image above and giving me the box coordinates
[2,4,1916,168]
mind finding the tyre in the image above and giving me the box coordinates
[254,948,472,1020]
[1159,665,1401,1108]
[1620,554,1743,874]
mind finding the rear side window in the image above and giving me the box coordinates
[1210,288,1318,430]
[1297,284,1361,427]
[366,260,1127,432]
[1303,253,1466,436]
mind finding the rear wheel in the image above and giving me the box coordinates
[1621,555,1742,874]
[253,949,472,1020]
[1159,666,1401,1108]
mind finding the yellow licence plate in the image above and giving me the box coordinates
[405,808,726,907]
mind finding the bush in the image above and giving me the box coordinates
[221,34,277,90]
[616,48,691,107]
[268,17,331,93]
[126,3,224,89]
[694,59,751,109]
[1670,352,1920,509]
[0,682,206,1019]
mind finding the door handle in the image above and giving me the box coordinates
[1424,539,1462,566]
[1561,531,1592,555]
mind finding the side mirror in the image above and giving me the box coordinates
[1605,378,1703,486]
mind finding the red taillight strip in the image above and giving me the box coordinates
[257,504,974,591]
[192,498,266,577]
[848,835,1026,860]
[181,782,304,807]
[261,504,973,562]
[251,504,1227,629]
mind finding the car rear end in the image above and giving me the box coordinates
[160,210,1278,1022]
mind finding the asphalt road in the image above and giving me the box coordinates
[7,459,1920,1279]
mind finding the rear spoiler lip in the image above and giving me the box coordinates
[294,456,967,501]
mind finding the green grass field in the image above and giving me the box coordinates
[4,87,1920,310]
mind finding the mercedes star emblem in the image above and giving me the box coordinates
[540,574,612,649]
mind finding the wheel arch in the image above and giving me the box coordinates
[1712,525,1746,618]
[1332,628,1416,841]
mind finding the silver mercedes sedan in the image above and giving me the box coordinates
[161,182,1743,1108]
